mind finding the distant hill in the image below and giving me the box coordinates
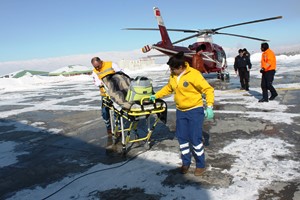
[278,51,300,56]
[48,65,92,76]
[1,47,299,76]
[0,70,49,78]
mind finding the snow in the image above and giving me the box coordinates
[49,65,92,74]
[0,141,29,168]
[216,138,299,200]
[227,52,300,65]
[6,140,300,200]
[0,74,91,92]
[1,54,300,200]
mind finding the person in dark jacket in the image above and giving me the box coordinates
[234,49,252,91]
[243,48,251,58]
[243,48,251,81]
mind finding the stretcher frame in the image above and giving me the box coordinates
[102,96,167,154]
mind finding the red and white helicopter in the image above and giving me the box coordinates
[124,7,282,80]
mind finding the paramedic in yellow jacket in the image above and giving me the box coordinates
[91,57,122,135]
[258,42,278,102]
[150,52,214,176]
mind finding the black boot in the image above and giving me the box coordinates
[269,94,278,100]
[258,98,268,102]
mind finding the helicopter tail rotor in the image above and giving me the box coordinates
[142,45,152,53]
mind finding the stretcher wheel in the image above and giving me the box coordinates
[225,73,230,80]
[122,146,127,156]
[144,141,150,150]
[112,136,117,145]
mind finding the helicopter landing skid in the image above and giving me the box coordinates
[217,71,230,81]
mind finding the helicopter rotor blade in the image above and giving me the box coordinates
[166,29,199,33]
[172,33,201,44]
[122,28,159,31]
[123,28,199,33]
[215,32,269,41]
[212,16,282,32]
[124,16,282,34]
[124,16,282,44]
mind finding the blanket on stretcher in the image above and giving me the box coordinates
[101,72,167,124]
[102,72,133,110]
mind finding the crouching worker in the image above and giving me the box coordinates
[150,52,214,176]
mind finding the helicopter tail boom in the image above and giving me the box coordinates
[153,7,173,48]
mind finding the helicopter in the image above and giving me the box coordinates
[124,7,282,80]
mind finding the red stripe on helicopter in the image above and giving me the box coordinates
[142,45,151,53]
[155,9,160,16]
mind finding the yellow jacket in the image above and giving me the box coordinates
[93,61,115,96]
[93,61,115,79]
[261,48,276,71]
[155,62,214,111]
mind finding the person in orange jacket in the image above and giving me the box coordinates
[258,43,278,102]
[192,44,208,74]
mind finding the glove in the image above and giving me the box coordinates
[260,68,265,73]
[205,107,214,120]
[149,95,156,102]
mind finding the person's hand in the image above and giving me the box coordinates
[260,68,265,73]
[235,71,239,76]
[149,95,156,102]
[205,107,214,120]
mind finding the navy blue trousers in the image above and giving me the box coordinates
[101,97,111,131]
[176,107,205,168]
[261,70,277,100]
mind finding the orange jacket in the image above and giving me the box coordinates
[93,61,115,96]
[192,54,207,73]
[261,48,276,71]
[93,61,115,79]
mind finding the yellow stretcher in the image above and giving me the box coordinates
[102,96,167,154]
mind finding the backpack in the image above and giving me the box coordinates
[125,76,153,102]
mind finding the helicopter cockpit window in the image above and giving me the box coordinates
[200,44,206,51]
[216,51,226,63]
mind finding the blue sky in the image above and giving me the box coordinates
[0,0,299,62]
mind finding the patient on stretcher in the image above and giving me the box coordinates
[101,72,131,109]
[102,72,160,111]
[101,72,167,125]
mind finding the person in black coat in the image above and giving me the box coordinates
[234,49,252,91]
[243,48,251,81]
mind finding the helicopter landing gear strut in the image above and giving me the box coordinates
[217,71,230,81]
